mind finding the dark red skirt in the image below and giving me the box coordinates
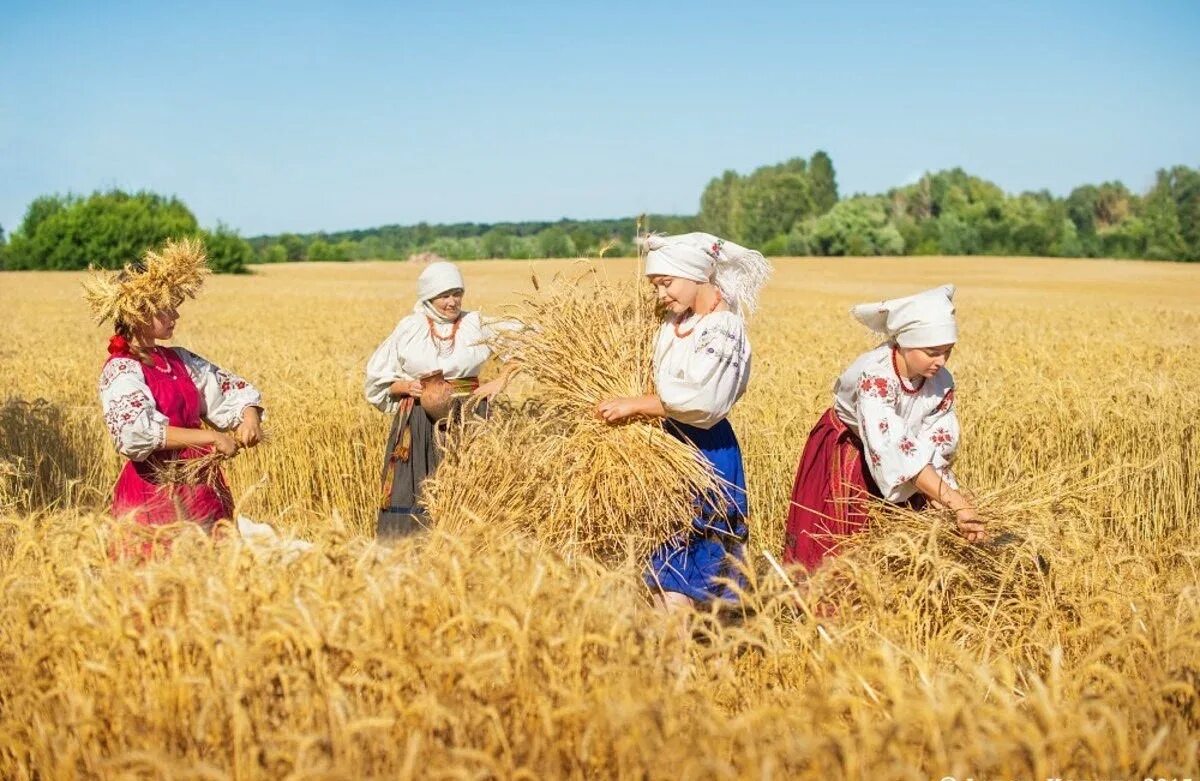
[783,408,921,572]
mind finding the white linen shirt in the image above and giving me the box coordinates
[364,311,497,414]
[97,347,263,462]
[832,344,960,502]
[652,311,751,429]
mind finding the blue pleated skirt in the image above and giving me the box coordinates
[645,418,749,603]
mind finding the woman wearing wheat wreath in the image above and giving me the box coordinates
[597,232,769,611]
[85,238,264,545]
[782,284,987,573]
[365,261,509,538]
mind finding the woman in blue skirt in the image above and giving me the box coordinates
[597,232,770,611]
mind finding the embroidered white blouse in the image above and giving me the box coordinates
[97,348,263,462]
[652,311,751,429]
[832,344,960,502]
[364,311,499,414]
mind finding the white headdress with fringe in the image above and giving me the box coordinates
[639,232,771,316]
[851,284,958,347]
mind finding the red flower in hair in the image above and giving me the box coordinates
[107,334,130,356]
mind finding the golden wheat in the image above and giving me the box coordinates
[0,256,1197,779]
[424,266,720,564]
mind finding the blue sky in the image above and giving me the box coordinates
[2,0,1198,236]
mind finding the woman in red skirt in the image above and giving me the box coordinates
[783,284,986,572]
[86,238,264,551]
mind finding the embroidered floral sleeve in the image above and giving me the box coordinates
[854,371,938,502]
[656,318,748,429]
[920,386,960,489]
[98,358,170,461]
[172,347,263,430]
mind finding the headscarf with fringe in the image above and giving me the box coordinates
[82,237,209,329]
[851,284,958,347]
[640,232,771,316]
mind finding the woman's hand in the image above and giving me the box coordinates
[912,465,986,543]
[388,379,423,398]
[236,406,263,448]
[473,378,505,400]
[954,507,988,543]
[597,397,642,424]
[211,431,240,457]
[597,395,667,424]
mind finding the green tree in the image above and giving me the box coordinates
[1098,216,1148,259]
[699,170,742,238]
[798,197,905,256]
[201,224,253,274]
[508,236,537,260]
[936,213,982,255]
[1146,166,1200,260]
[261,243,288,264]
[307,239,332,261]
[536,227,575,258]
[481,228,515,258]
[737,164,814,245]
[333,240,359,261]
[1050,218,1084,257]
[1140,173,1187,261]
[808,150,839,214]
[3,190,200,271]
[279,233,306,261]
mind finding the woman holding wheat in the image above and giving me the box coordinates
[85,238,264,541]
[782,284,986,572]
[365,261,508,538]
[597,233,769,610]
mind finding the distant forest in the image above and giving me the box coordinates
[3,152,1198,272]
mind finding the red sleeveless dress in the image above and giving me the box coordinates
[109,347,233,531]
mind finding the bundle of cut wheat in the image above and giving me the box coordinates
[797,488,1082,661]
[423,266,720,565]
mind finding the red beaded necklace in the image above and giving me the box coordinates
[891,346,924,394]
[673,289,723,339]
[427,315,462,354]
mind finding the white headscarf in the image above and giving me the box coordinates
[414,261,465,323]
[851,284,958,347]
[640,232,771,316]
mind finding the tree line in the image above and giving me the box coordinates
[0,191,254,273]
[2,154,1197,273]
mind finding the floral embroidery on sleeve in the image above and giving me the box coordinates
[99,357,140,392]
[930,427,953,448]
[104,391,153,440]
[898,437,917,456]
[216,368,249,394]
[936,388,955,413]
[859,374,898,404]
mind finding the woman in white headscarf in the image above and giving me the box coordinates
[782,284,986,572]
[364,262,508,537]
[597,232,770,610]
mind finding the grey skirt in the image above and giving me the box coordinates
[376,398,485,539]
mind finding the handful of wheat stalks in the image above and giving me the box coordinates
[423,265,721,565]
[153,429,270,487]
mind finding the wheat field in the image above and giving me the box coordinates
[1,256,1198,779]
